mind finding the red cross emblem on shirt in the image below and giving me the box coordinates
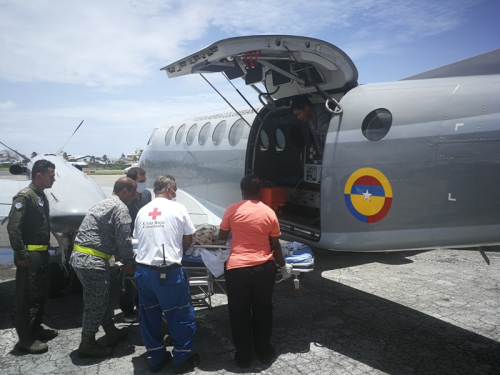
[148,208,161,220]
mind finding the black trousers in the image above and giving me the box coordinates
[15,251,50,342]
[224,260,276,360]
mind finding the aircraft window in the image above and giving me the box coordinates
[213,120,227,146]
[275,128,286,151]
[229,119,245,146]
[187,123,198,146]
[199,122,211,146]
[259,130,269,151]
[290,126,305,149]
[175,124,186,144]
[362,109,392,141]
[164,127,174,146]
[148,128,159,145]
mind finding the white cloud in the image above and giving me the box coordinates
[0,0,212,86]
[0,0,491,158]
[0,100,15,110]
[0,0,480,87]
[0,76,255,157]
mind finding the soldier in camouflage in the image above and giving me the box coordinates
[291,95,332,156]
[7,159,58,354]
[70,176,137,358]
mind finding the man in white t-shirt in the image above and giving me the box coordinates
[133,174,199,373]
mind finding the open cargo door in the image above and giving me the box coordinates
[162,35,358,100]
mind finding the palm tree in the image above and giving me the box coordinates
[102,154,108,164]
[90,155,96,165]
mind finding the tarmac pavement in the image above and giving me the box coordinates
[0,174,499,374]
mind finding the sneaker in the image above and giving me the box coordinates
[234,351,252,368]
[15,339,48,354]
[256,345,276,364]
[123,311,137,323]
[148,352,172,373]
[37,326,58,341]
[171,353,200,374]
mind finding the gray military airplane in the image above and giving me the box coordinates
[140,35,500,252]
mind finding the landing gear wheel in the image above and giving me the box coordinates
[49,262,63,299]
[163,334,173,346]
[70,268,83,295]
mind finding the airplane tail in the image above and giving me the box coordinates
[402,48,500,80]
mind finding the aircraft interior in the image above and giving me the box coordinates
[248,102,326,240]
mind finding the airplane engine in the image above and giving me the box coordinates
[9,164,26,175]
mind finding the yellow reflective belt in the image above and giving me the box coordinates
[74,244,112,260]
[26,245,48,251]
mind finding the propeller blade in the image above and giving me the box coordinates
[0,141,30,163]
[56,120,84,155]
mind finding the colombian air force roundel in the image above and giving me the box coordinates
[344,168,392,223]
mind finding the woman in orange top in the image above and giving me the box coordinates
[218,175,292,368]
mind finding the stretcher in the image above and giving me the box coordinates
[182,242,315,308]
[129,239,315,309]
[278,244,315,292]
[182,245,230,308]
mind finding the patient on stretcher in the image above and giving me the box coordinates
[183,224,230,278]
[182,224,314,278]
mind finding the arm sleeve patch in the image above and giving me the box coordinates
[14,202,24,211]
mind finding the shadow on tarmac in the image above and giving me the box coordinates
[1,249,499,374]
[189,249,500,374]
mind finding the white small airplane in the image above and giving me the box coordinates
[0,122,107,296]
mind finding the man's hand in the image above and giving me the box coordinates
[280,264,293,280]
[15,251,30,267]
[123,263,136,275]
[17,258,30,267]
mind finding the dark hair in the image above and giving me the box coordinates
[113,177,135,194]
[240,174,260,196]
[290,96,312,111]
[154,174,176,194]
[32,159,55,180]
[126,167,146,181]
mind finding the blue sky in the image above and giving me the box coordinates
[0,0,499,158]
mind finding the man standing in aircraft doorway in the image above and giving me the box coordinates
[8,159,57,354]
[134,174,199,373]
[70,177,137,358]
[119,167,152,323]
[291,95,332,157]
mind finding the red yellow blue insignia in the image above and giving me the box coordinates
[344,168,392,223]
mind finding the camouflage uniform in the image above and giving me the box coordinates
[70,195,134,336]
[7,183,51,342]
[307,104,332,156]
